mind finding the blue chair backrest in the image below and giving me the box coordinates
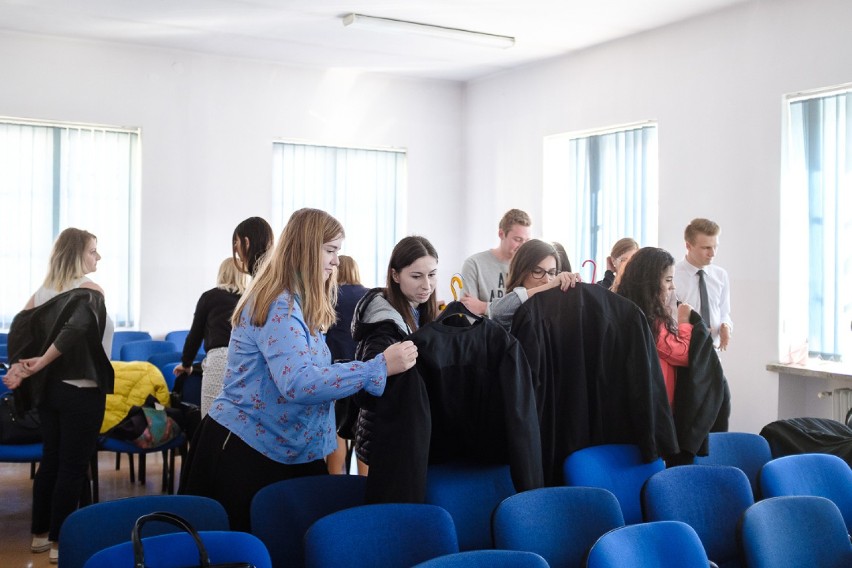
[563,444,664,524]
[0,342,7,363]
[694,432,772,498]
[740,496,852,568]
[83,531,271,568]
[59,494,229,568]
[413,550,549,568]
[250,474,368,568]
[119,339,175,362]
[425,462,516,551]
[110,331,152,360]
[586,521,711,568]
[165,329,205,356]
[304,503,459,568]
[759,452,852,533]
[642,464,753,568]
[493,486,624,568]
[147,350,184,368]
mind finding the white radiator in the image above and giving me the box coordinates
[830,388,852,424]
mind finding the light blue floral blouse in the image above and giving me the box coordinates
[208,291,387,464]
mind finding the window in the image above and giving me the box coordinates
[272,142,406,287]
[0,118,141,329]
[543,123,658,275]
[783,89,852,360]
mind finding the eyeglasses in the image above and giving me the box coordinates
[530,267,559,279]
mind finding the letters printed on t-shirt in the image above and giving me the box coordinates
[489,272,507,301]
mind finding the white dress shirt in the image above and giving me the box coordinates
[674,258,732,346]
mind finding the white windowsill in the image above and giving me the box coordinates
[766,360,852,382]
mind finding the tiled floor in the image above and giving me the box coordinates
[0,452,175,568]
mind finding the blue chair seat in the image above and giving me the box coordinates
[92,433,186,502]
[0,442,43,462]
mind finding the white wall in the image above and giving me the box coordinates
[0,32,465,335]
[463,0,852,433]
[3,0,849,434]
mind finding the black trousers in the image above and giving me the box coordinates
[179,416,327,531]
[32,380,105,540]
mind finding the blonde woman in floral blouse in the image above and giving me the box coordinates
[180,208,418,530]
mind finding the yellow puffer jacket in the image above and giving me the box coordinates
[101,361,171,434]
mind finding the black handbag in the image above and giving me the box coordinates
[133,511,254,568]
[0,391,41,445]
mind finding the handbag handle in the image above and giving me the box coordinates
[132,511,211,568]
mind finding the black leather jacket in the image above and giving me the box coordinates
[7,288,114,412]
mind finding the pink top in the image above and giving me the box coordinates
[656,322,693,406]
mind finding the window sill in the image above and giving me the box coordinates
[766,360,852,382]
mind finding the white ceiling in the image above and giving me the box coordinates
[0,0,753,81]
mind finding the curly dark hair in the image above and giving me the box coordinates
[615,247,676,337]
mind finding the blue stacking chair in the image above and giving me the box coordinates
[425,462,516,551]
[642,465,753,568]
[586,521,712,568]
[250,474,368,568]
[165,329,205,357]
[739,496,852,568]
[759,453,852,533]
[563,444,664,524]
[59,494,230,568]
[492,486,624,568]
[0,380,42,478]
[119,339,177,362]
[413,550,549,567]
[83,531,271,568]
[693,432,772,498]
[304,503,459,568]
[110,331,152,360]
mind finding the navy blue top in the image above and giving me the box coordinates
[326,284,369,362]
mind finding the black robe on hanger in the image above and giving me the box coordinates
[363,301,544,503]
[511,284,679,485]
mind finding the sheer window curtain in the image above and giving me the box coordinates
[786,93,852,359]
[272,142,406,287]
[543,125,658,278]
[0,120,140,329]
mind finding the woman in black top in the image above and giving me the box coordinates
[173,258,246,416]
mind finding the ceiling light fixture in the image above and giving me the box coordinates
[342,13,515,50]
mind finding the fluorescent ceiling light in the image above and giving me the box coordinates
[342,13,515,50]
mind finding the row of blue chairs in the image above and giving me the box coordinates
[111,330,204,363]
[64,475,851,568]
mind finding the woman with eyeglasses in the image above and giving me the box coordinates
[489,239,580,331]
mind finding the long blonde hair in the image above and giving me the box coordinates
[216,257,248,295]
[232,208,343,333]
[336,255,362,286]
[43,228,97,292]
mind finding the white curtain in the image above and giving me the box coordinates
[787,93,852,359]
[0,120,140,329]
[544,125,658,281]
[272,142,407,287]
